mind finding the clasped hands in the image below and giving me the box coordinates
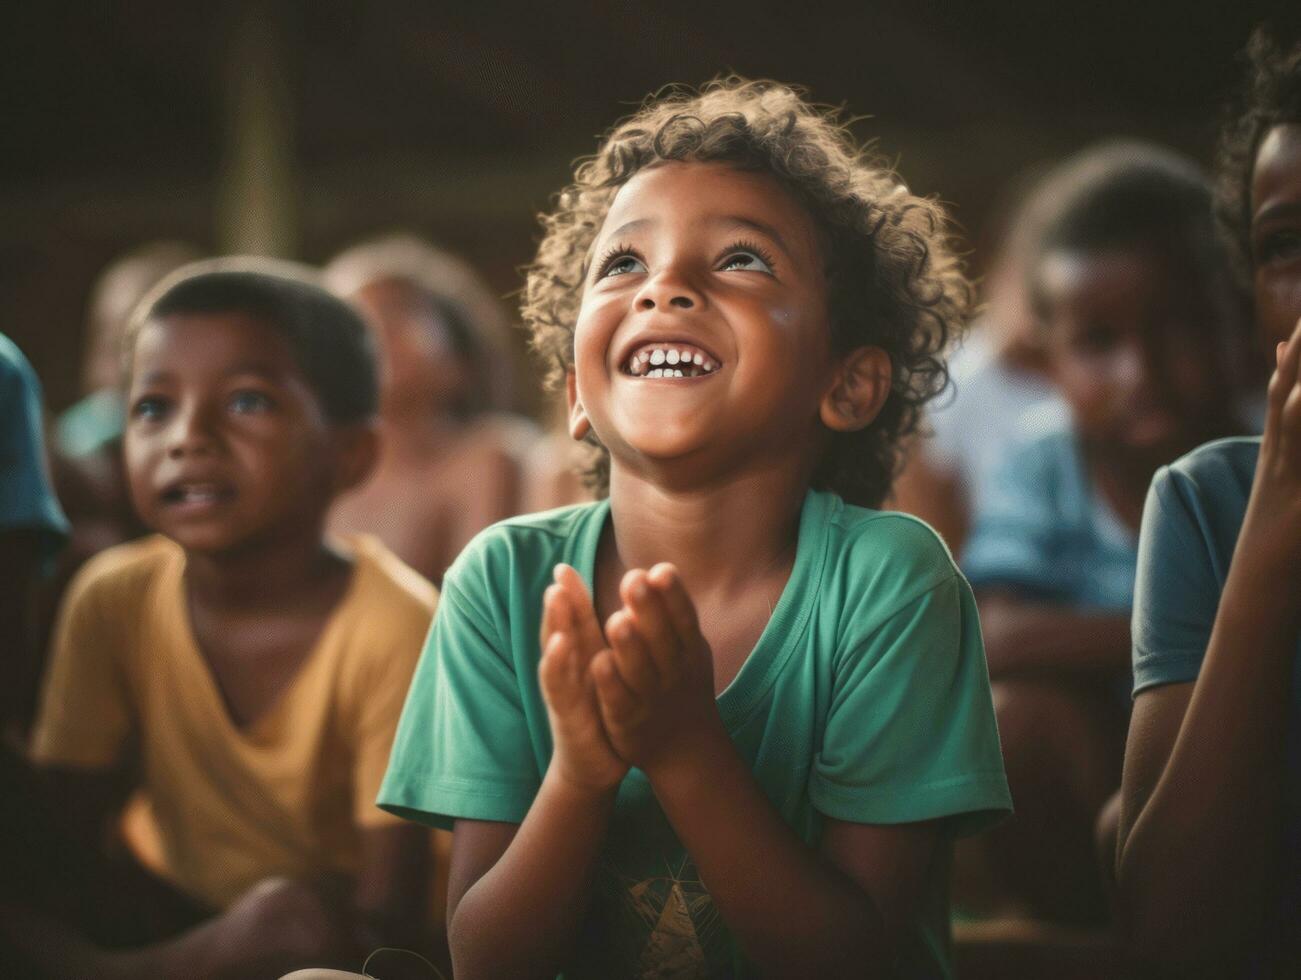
[539,562,722,793]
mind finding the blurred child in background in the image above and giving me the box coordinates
[10,261,436,979]
[1118,29,1301,976]
[0,334,69,738]
[960,142,1251,926]
[326,236,538,584]
[891,174,1061,555]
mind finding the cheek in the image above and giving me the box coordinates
[1256,267,1301,346]
[121,431,163,517]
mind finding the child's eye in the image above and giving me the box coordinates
[601,254,647,279]
[1256,230,1301,264]
[719,249,774,274]
[229,390,274,414]
[1072,326,1117,354]
[130,396,169,422]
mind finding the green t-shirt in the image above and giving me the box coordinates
[380,490,1011,979]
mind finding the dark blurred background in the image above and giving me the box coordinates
[2,0,1290,413]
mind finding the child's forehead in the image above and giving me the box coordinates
[1040,246,1213,314]
[596,161,823,253]
[133,311,298,376]
[1252,122,1301,219]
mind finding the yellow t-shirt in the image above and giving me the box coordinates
[31,533,437,910]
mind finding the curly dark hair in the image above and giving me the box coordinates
[521,77,971,508]
[1216,26,1301,282]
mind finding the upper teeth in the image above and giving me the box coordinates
[178,484,221,502]
[625,344,719,378]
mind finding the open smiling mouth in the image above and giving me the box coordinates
[621,342,721,379]
[160,482,236,507]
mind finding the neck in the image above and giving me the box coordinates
[605,459,810,599]
[182,523,342,611]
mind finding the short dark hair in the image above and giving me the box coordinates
[129,258,378,425]
[1023,142,1233,322]
[523,77,971,509]
[1216,26,1301,282]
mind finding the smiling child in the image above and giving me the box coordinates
[1117,29,1301,975]
[378,79,1011,979]
[25,261,436,978]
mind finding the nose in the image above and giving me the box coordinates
[635,265,703,312]
[1112,339,1149,394]
[166,399,217,460]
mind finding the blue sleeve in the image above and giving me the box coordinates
[1131,467,1221,695]
[961,438,1065,600]
[0,338,69,555]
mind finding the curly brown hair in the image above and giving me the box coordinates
[1215,27,1301,283]
[522,77,971,508]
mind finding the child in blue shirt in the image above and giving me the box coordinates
[960,142,1251,924]
[378,79,1011,979]
[1117,29,1301,976]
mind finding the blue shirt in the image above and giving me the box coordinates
[1132,436,1301,971]
[961,419,1137,611]
[0,334,69,559]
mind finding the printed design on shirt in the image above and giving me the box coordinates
[602,855,730,979]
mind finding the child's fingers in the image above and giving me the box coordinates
[591,649,637,724]
[606,609,659,694]
[538,630,577,704]
[1267,318,1301,428]
[620,570,680,677]
[646,563,704,648]
[555,564,606,657]
[539,583,573,649]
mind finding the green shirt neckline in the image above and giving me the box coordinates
[565,490,836,731]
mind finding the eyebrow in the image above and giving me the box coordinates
[594,214,792,255]
[710,215,791,255]
[225,363,286,380]
[135,363,286,387]
[1254,200,1301,225]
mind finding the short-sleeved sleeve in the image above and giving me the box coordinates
[961,439,1064,601]
[0,335,69,556]
[1131,467,1221,695]
[810,574,1012,837]
[378,578,541,830]
[30,562,134,768]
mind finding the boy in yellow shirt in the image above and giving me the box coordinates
[13,260,436,979]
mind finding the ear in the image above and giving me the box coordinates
[566,370,591,441]
[819,346,892,433]
[330,421,380,495]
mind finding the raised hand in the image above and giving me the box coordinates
[591,563,725,777]
[538,564,629,792]
[1245,316,1301,583]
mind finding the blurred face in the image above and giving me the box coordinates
[124,313,343,554]
[1038,246,1228,460]
[1251,123,1301,347]
[352,278,469,413]
[570,161,837,481]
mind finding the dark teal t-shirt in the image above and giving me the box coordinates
[1131,437,1301,972]
[380,490,1011,978]
[0,333,69,559]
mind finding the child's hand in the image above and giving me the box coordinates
[591,563,725,777]
[1244,316,1301,582]
[539,564,629,793]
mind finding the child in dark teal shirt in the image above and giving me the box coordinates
[379,78,1011,979]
